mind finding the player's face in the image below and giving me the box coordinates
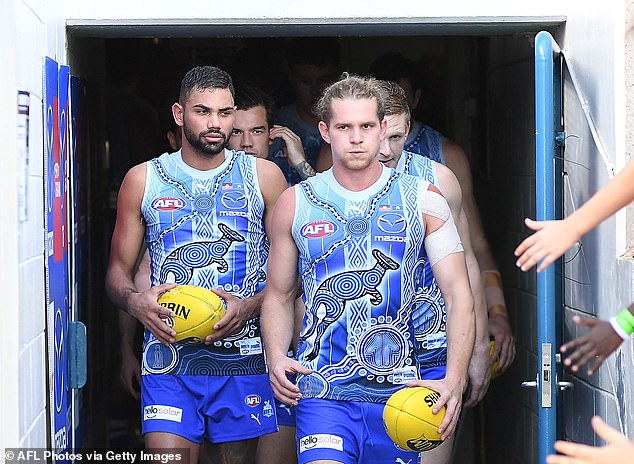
[228,106,270,159]
[291,63,339,118]
[378,113,410,168]
[178,87,235,156]
[319,97,386,172]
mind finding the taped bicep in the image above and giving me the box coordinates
[422,185,464,266]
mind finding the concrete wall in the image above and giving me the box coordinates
[2,0,66,450]
[1,0,20,453]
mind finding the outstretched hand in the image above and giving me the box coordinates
[547,416,634,464]
[560,316,623,375]
[514,218,581,272]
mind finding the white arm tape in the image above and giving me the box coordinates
[425,215,464,267]
[421,188,451,222]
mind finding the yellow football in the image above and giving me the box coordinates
[158,285,226,343]
[383,386,446,452]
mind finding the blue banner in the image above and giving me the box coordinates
[44,57,72,458]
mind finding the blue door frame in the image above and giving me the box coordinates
[535,30,565,464]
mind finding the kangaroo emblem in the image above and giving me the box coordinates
[301,249,400,361]
[160,223,245,284]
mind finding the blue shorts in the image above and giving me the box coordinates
[420,364,446,381]
[275,398,296,427]
[296,398,419,464]
[141,374,278,443]
[276,371,296,427]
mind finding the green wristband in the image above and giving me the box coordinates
[616,308,634,335]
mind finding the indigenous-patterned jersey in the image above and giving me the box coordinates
[292,168,447,403]
[269,104,324,185]
[140,149,268,376]
[395,151,448,372]
[404,121,445,164]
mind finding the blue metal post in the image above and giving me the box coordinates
[535,30,560,463]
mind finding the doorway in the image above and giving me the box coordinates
[66,24,560,464]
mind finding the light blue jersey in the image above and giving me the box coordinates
[395,152,449,374]
[292,168,447,403]
[404,121,445,164]
[140,149,268,376]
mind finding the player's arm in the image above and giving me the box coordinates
[436,164,490,407]
[270,125,316,179]
[516,159,634,272]
[119,246,151,399]
[408,185,474,440]
[261,187,312,405]
[105,163,176,344]
[207,159,288,342]
[443,141,515,372]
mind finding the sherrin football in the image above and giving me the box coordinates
[158,285,226,343]
[383,386,446,452]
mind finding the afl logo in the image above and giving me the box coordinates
[377,213,406,234]
[245,394,261,407]
[301,221,337,238]
[152,197,185,211]
[221,191,248,210]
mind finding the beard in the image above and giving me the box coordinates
[183,124,228,156]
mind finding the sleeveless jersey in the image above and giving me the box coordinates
[292,168,446,403]
[269,104,324,185]
[395,152,448,371]
[140,149,268,376]
[404,121,445,164]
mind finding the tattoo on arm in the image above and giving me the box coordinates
[294,160,316,180]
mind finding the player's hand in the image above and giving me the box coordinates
[270,125,306,166]
[126,283,177,345]
[407,377,465,440]
[560,316,624,375]
[488,313,516,373]
[119,350,141,400]
[514,218,581,272]
[267,354,313,406]
[463,340,491,408]
[547,416,634,464]
[204,288,254,342]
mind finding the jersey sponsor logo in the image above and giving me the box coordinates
[299,434,344,453]
[301,221,337,238]
[377,213,406,234]
[245,394,261,407]
[221,190,248,210]
[151,197,186,211]
[143,405,183,422]
[374,235,409,243]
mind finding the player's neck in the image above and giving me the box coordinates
[331,163,383,192]
[181,145,227,171]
